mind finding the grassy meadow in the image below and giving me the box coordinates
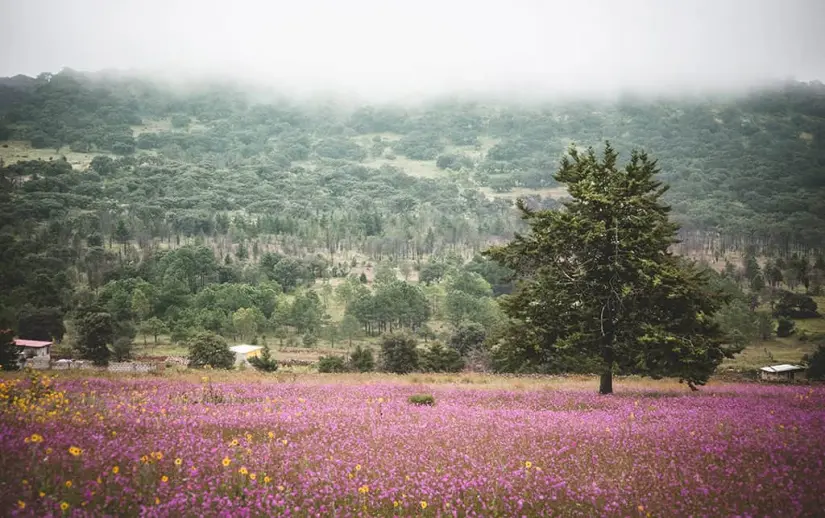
[1,370,824,516]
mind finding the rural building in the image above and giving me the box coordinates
[14,339,52,359]
[229,344,263,366]
[759,364,806,382]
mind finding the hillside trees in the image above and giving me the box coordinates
[487,143,740,394]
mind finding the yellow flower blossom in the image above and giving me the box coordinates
[155,497,161,505]
[17,501,25,509]
[355,464,362,471]
[112,465,120,474]
[39,492,45,498]
[249,473,257,481]
[239,467,249,476]
[30,433,44,443]
[420,501,428,509]
[174,458,182,466]
[524,461,532,469]
[638,505,645,512]
[60,502,69,511]
[281,439,288,445]
[358,484,369,494]
[267,431,274,439]
[161,475,169,483]
[264,476,271,484]
[230,439,239,447]
[277,485,285,491]
[393,501,399,508]
[68,446,82,456]
[65,480,72,488]
[222,457,231,467]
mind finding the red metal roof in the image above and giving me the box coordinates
[14,339,52,348]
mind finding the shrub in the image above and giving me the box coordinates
[420,342,465,373]
[302,333,318,347]
[111,337,133,362]
[805,345,825,381]
[449,323,486,356]
[317,355,348,373]
[408,394,435,406]
[349,345,375,372]
[773,291,819,319]
[187,332,234,369]
[249,344,279,372]
[776,317,796,338]
[0,328,19,371]
[380,333,419,374]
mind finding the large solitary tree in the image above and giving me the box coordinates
[486,143,740,394]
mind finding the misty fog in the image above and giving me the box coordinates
[1,0,824,101]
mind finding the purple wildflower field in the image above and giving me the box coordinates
[2,372,825,517]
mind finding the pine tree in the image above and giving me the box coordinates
[486,143,740,394]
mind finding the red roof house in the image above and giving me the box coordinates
[14,339,52,358]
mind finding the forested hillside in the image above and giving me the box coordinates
[1,69,824,368]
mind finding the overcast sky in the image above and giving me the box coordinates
[1,0,823,99]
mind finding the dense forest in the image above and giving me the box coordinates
[1,69,823,369]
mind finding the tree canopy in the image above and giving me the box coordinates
[487,143,741,393]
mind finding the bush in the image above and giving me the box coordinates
[249,344,279,372]
[317,355,348,373]
[773,291,819,319]
[449,323,486,356]
[302,333,318,347]
[0,328,20,371]
[380,333,419,374]
[408,394,435,406]
[111,337,133,362]
[805,345,825,381]
[776,317,796,338]
[349,345,375,372]
[420,342,465,373]
[187,332,234,369]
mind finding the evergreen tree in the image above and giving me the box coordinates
[0,329,20,371]
[486,143,739,394]
[74,311,114,365]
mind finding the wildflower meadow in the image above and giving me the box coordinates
[2,372,824,517]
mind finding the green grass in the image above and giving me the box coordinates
[0,140,101,169]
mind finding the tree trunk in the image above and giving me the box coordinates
[599,366,613,395]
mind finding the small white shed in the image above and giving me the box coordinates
[759,364,806,382]
[229,344,264,366]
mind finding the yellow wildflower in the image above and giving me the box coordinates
[161,475,169,483]
[355,464,362,471]
[60,502,69,511]
[267,431,274,439]
[68,446,82,456]
[222,457,231,467]
[250,473,257,481]
[239,467,249,476]
[174,458,182,466]
[155,497,161,505]
[281,439,288,445]
[39,492,45,498]
[638,505,645,512]
[17,501,25,509]
[358,484,369,494]
[30,433,44,443]
[393,501,399,508]
[278,485,285,491]
[264,476,271,484]
[65,480,72,488]
[524,461,532,469]
[154,451,163,460]
[112,466,120,474]
[420,501,428,509]
[46,447,53,454]
[230,439,239,447]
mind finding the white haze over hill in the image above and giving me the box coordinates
[1,0,824,102]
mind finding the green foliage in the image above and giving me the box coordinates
[420,342,465,373]
[380,333,419,374]
[407,394,435,406]
[187,331,234,369]
[74,311,114,366]
[248,344,279,372]
[232,307,265,341]
[0,329,20,371]
[349,345,375,372]
[486,143,738,393]
[17,306,65,342]
[111,337,133,362]
[773,291,819,319]
[805,345,825,381]
[776,317,796,338]
[317,355,348,373]
[449,322,486,356]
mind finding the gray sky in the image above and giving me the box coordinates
[1,0,823,99]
